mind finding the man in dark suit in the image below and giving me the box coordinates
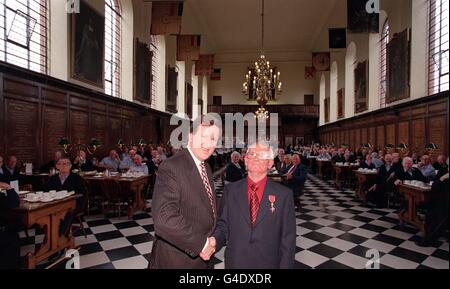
[274,148,285,171]
[225,151,246,183]
[360,154,376,170]
[393,157,428,185]
[1,155,21,183]
[367,154,397,207]
[208,141,296,269]
[149,116,220,269]
[45,158,86,212]
[0,156,6,183]
[72,150,94,172]
[40,151,62,173]
[284,154,307,206]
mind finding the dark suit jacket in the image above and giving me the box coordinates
[360,161,376,170]
[149,149,216,269]
[45,173,86,212]
[1,166,21,183]
[280,164,292,175]
[377,164,397,185]
[213,178,296,269]
[285,164,307,196]
[394,168,428,183]
[225,163,245,183]
[332,154,346,163]
[0,189,20,210]
[40,160,57,173]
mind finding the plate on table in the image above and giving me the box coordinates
[24,197,40,203]
[40,198,54,203]
[18,191,30,195]
[93,175,103,178]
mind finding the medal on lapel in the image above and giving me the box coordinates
[269,195,276,213]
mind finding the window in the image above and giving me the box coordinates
[0,0,48,73]
[105,0,121,97]
[380,19,390,107]
[429,0,449,94]
[150,35,158,108]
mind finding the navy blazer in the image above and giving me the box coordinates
[45,173,86,211]
[225,163,245,183]
[394,168,428,183]
[1,166,21,183]
[285,164,307,196]
[213,178,296,269]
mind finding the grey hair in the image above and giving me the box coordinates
[402,157,413,164]
[231,151,241,159]
[247,140,276,159]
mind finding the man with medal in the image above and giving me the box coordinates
[206,140,296,269]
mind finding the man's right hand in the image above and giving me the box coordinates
[199,237,216,261]
[0,182,11,190]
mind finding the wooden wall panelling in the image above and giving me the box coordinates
[377,125,385,149]
[369,126,376,148]
[386,124,396,146]
[411,118,426,155]
[427,115,446,156]
[397,121,409,146]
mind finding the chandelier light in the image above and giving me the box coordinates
[242,0,282,118]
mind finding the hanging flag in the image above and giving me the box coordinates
[195,54,215,76]
[329,28,347,49]
[176,35,201,61]
[151,1,184,35]
[304,66,316,80]
[210,68,221,81]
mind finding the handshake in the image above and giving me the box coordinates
[199,237,216,261]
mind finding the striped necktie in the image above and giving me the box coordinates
[200,162,216,219]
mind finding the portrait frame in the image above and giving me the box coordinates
[70,0,105,89]
[133,38,153,105]
[354,60,368,113]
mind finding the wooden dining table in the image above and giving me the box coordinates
[0,194,80,269]
[82,174,150,218]
[20,172,50,191]
[354,170,378,201]
[397,183,434,235]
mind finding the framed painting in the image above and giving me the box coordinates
[355,60,368,113]
[134,38,153,104]
[166,66,178,113]
[70,0,105,88]
[386,29,410,104]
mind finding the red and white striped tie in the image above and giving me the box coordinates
[200,162,216,219]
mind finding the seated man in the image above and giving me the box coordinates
[280,154,293,174]
[128,155,149,175]
[98,150,120,172]
[119,149,137,171]
[360,154,376,170]
[274,149,285,172]
[332,149,346,163]
[317,149,331,160]
[391,153,402,172]
[0,182,20,269]
[45,158,86,213]
[418,155,437,181]
[371,152,384,169]
[433,155,448,172]
[40,151,62,173]
[367,154,396,207]
[225,151,246,183]
[72,150,94,172]
[393,157,428,185]
[283,154,307,206]
[1,155,21,183]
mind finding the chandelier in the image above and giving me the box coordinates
[242,0,282,119]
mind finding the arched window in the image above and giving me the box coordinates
[330,61,338,121]
[429,0,449,94]
[105,0,121,97]
[345,42,357,117]
[379,19,390,107]
[150,35,158,108]
[0,0,48,73]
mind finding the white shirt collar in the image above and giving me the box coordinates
[187,147,203,167]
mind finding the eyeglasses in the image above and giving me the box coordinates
[246,151,272,160]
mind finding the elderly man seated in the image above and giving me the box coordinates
[128,155,149,175]
[98,150,120,172]
[418,155,437,181]
[72,150,94,172]
[368,154,396,208]
[371,152,384,169]
[1,155,21,183]
[283,154,307,207]
[360,153,376,170]
[119,149,137,171]
[225,151,246,183]
[280,154,293,174]
[433,155,448,172]
[393,157,428,186]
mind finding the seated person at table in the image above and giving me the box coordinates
[432,155,448,172]
[332,148,346,163]
[225,151,246,183]
[98,150,120,172]
[72,150,94,172]
[360,154,376,170]
[0,182,20,269]
[371,152,384,169]
[317,149,331,160]
[128,155,149,175]
[280,154,293,174]
[411,152,420,165]
[391,153,402,172]
[368,154,396,207]
[1,155,21,183]
[45,158,86,212]
[40,151,62,173]
[283,154,307,204]
[119,149,137,171]
[343,151,355,163]
[274,148,285,171]
[393,157,428,186]
[418,155,436,181]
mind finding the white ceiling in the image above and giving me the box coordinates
[187,0,339,55]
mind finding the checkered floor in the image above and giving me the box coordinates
[20,174,449,269]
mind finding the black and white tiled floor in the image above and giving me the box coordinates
[20,174,449,269]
